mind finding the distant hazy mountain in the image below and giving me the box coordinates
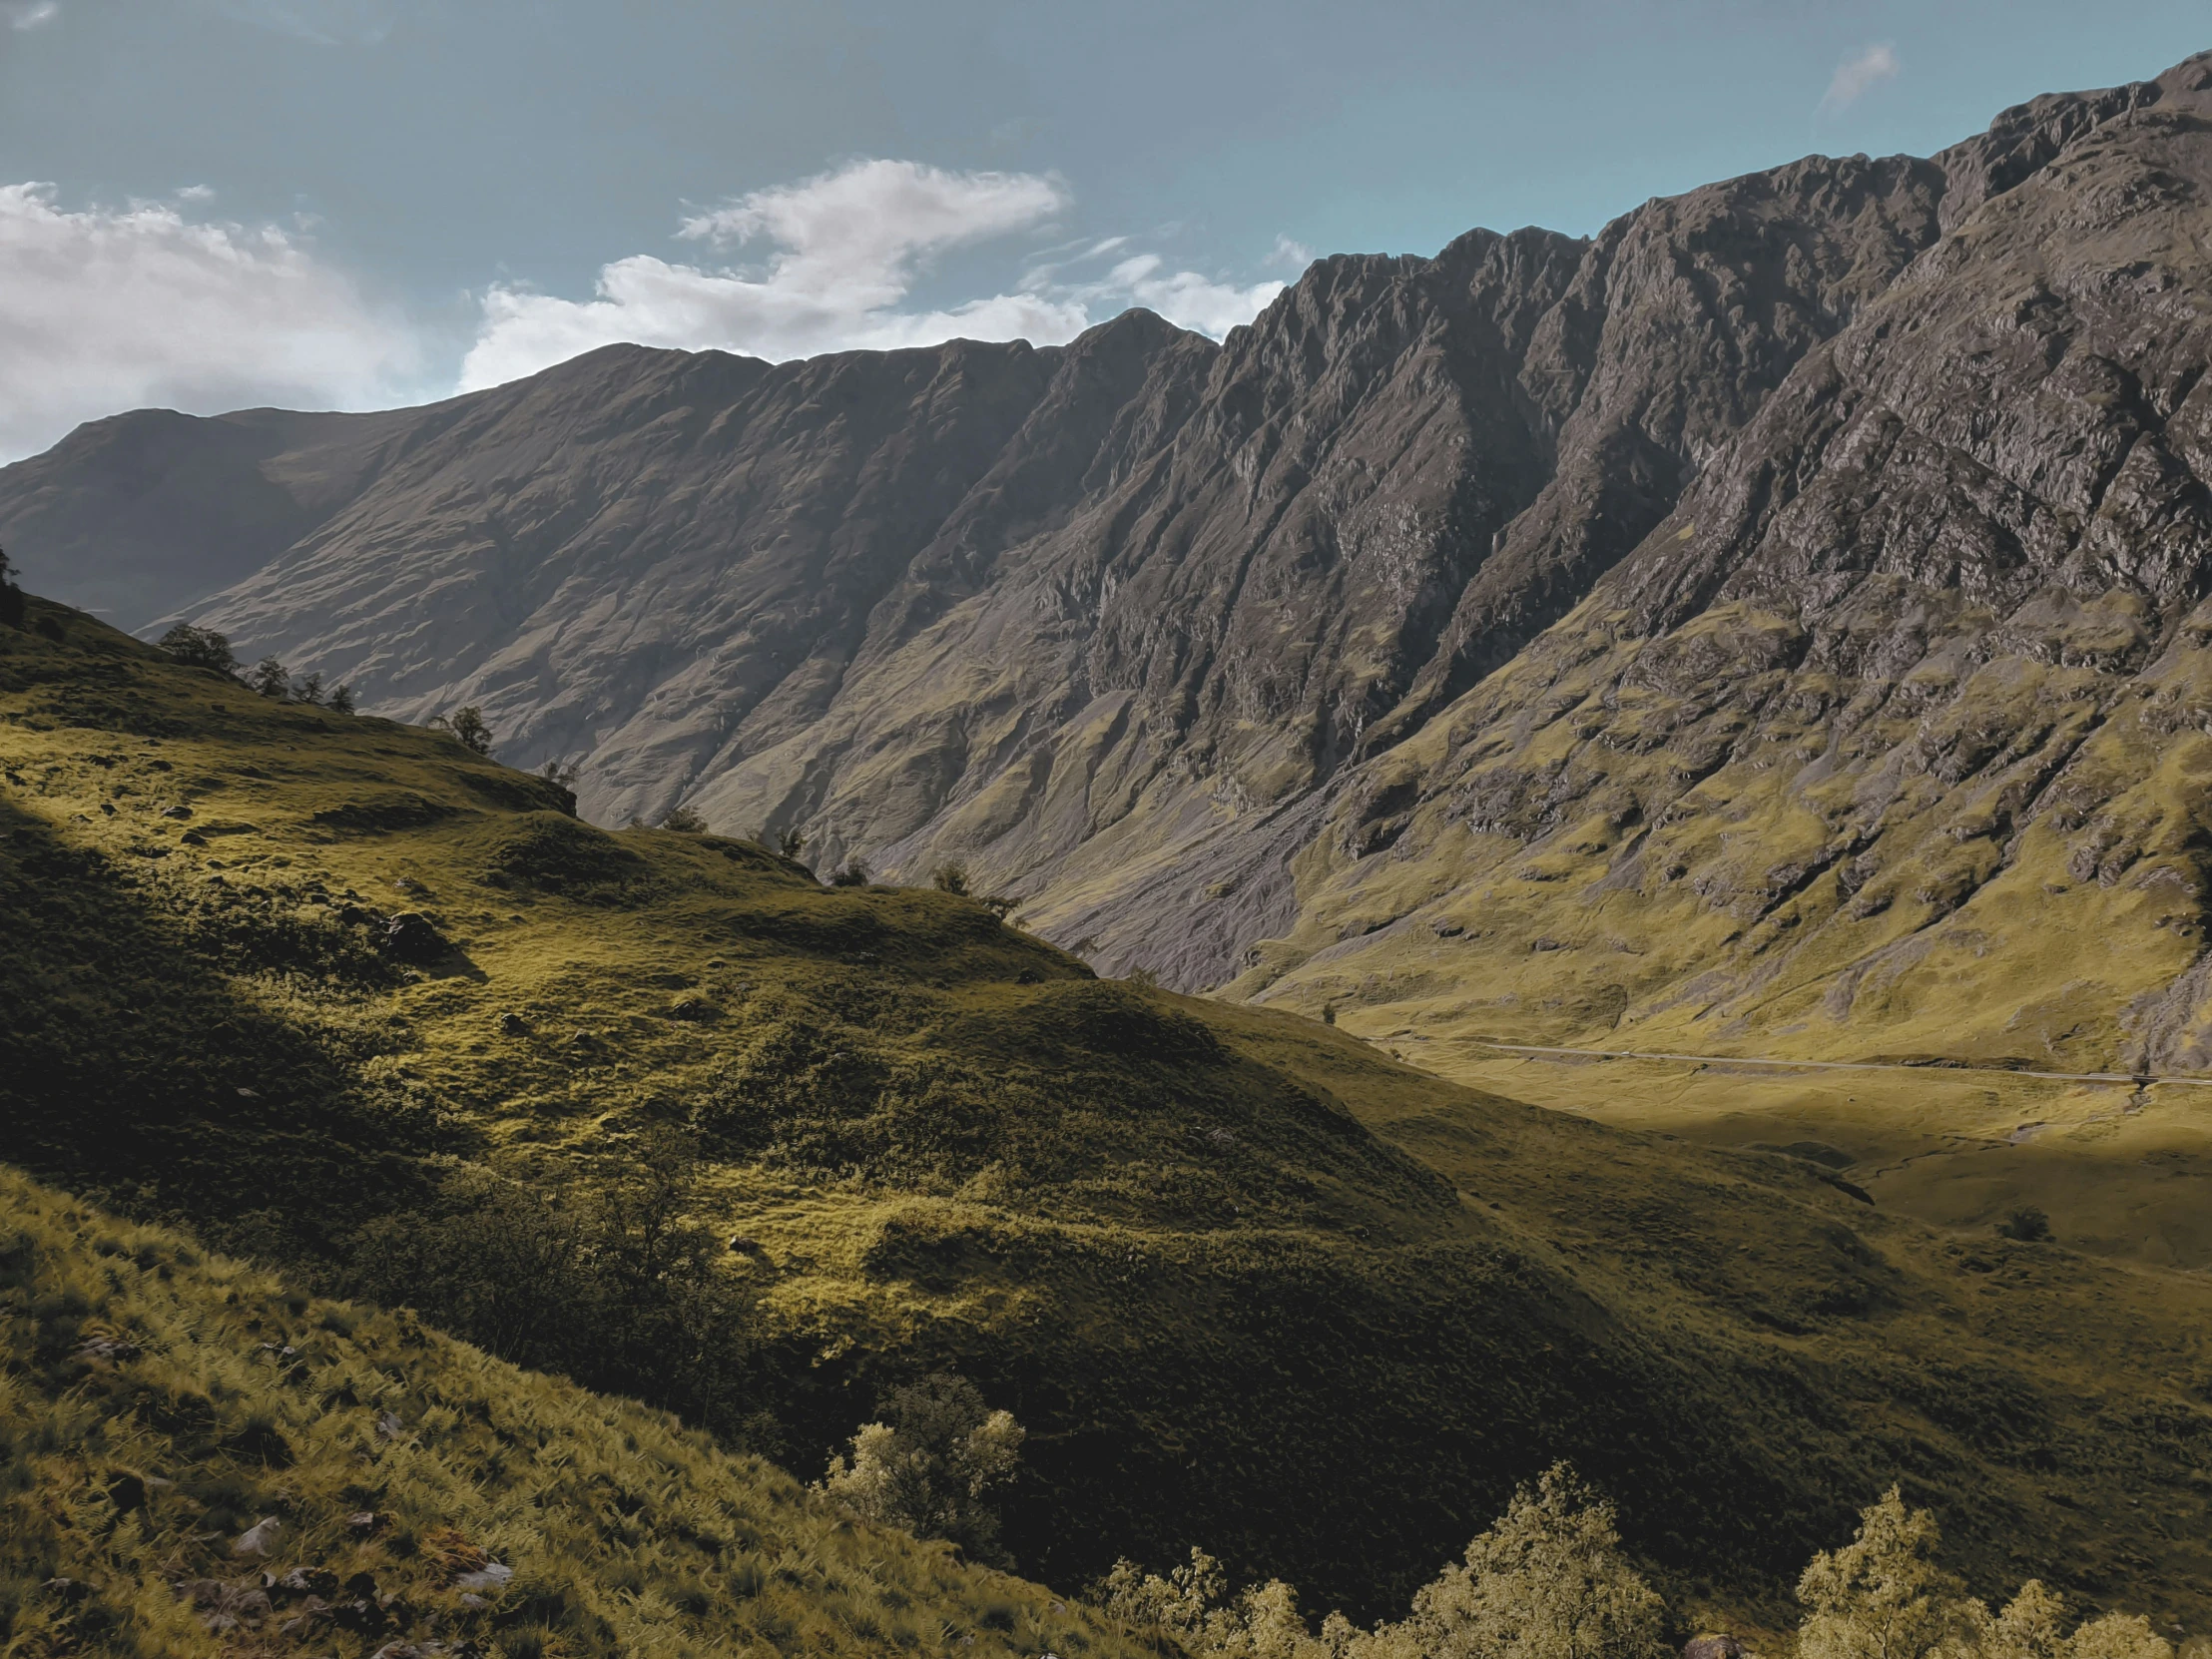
[11,52,2212,1072]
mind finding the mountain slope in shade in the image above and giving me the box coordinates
[1,55,2208,1011]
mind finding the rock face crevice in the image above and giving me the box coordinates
[8,54,2212,1019]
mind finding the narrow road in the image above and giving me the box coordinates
[1445,1039,2212,1089]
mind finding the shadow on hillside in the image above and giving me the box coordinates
[0,792,439,1264]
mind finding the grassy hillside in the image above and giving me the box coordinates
[7,596,2212,1629]
[0,1165,1150,1659]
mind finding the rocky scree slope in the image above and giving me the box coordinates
[1235,52,2212,1077]
[7,599,2212,1623]
[6,60,2172,992]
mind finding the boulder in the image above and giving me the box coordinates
[379,911,449,963]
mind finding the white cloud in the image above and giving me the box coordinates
[1820,43,1900,115]
[1268,235,1315,271]
[7,2,59,29]
[461,158,1287,391]
[1062,255,1285,338]
[0,184,418,459]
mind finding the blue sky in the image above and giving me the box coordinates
[0,0,2206,456]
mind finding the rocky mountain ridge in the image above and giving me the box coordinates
[8,53,2212,1055]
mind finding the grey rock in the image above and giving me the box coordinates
[8,52,2211,1003]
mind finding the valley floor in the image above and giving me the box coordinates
[1372,1033,2212,1273]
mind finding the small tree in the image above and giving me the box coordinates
[158,622,237,674]
[1797,1487,1969,1659]
[539,756,581,789]
[1404,1464,1666,1659]
[248,656,290,699]
[1995,1207,2052,1243]
[432,705,495,757]
[830,858,868,887]
[932,860,970,896]
[777,826,807,861]
[661,804,708,833]
[292,669,326,706]
[327,683,357,715]
[823,1374,1024,1563]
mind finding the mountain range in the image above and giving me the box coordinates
[9,52,2212,1067]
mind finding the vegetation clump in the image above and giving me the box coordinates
[823,1373,1026,1564]
[429,704,494,756]
[1102,1479,2180,1659]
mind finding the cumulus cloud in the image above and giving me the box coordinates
[461,158,1287,391]
[0,184,418,459]
[1820,43,1900,115]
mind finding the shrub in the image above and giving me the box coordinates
[157,622,237,674]
[1996,1207,2053,1243]
[1797,1486,1965,1659]
[431,705,495,756]
[1098,1464,1664,1659]
[662,804,709,833]
[932,861,970,896]
[247,656,290,698]
[830,859,869,887]
[0,546,22,630]
[824,1374,1025,1565]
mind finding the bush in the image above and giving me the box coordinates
[1097,1463,1664,1659]
[824,1374,1024,1565]
[1995,1207,2052,1243]
[157,623,237,674]
[830,859,868,887]
[662,804,709,833]
[247,656,290,698]
[343,1138,763,1441]
[932,861,970,896]
[1801,1489,2171,1659]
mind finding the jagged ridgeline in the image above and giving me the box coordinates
[5,602,2212,1626]
[21,56,2212,1072]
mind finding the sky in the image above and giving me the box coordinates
[0,1,2208,460]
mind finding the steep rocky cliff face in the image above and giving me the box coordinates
[9,54,2212,1049]
[1239,55,2212,1070]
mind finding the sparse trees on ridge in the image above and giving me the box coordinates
[430,704,495,756]
[158,625,362,710]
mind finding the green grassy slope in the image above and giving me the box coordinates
[0,1165,1150,1659]
[7,597,2212,1629]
